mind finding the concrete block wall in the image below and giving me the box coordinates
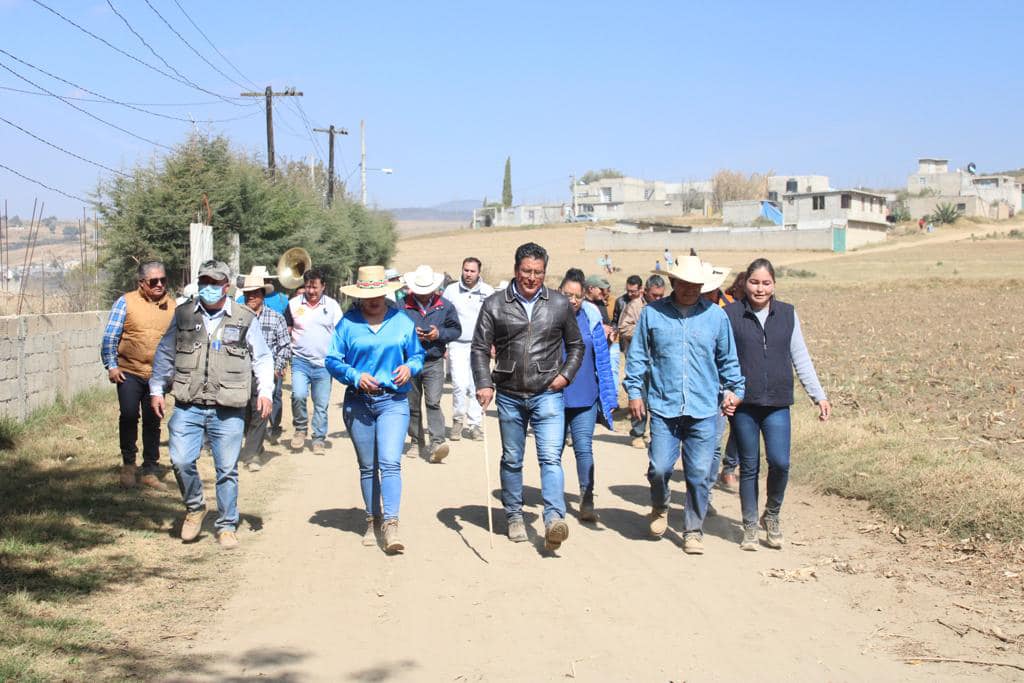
[0,311,108,421]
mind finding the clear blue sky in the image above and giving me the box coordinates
[0,0,1021,217]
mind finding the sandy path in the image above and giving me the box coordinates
[167,388,1008,682]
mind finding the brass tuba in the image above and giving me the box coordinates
[276,247,311,290]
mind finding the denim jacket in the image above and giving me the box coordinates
[623,297,744,419]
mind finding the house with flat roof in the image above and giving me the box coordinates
[782,189,888,231]
[766,175,830,202]
[572,176,710,220]
[906,157,1021,219]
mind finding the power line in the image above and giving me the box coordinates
[0,85,244,107]
[29,0,246,106]
[142,0,249,90]
[292,98,325,162]
[0,48,255,124]
[0,161,89,203]
[171,0,258,89]
[0,113,131,177]
[0,58,171,150]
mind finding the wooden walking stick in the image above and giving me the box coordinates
[481,415,495,549]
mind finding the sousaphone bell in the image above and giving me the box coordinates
[277,247,311,290]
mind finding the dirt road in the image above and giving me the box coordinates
[170,391,1017,682]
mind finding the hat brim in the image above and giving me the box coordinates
[652,269,705,285]
[403,273,445,296]
[239,284,274,295]
[700,268,731,294]
[340,281,404,299]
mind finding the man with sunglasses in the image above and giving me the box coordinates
[101,261,176,490]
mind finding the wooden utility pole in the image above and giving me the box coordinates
[313,124,349,206]
[240,86,303,175]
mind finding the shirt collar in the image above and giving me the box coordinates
[511,281,543,304]
[195,298,232,318]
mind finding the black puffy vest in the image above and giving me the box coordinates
[724,299,795,407]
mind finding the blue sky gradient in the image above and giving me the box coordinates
[0,0,1021,216]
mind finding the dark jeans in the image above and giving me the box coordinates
[407,357,446,447]
[270,373,284,436]
[241,384,272,462]
[117,371,161,471]
[731,405,792,527]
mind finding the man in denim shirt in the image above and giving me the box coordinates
[623,255,744,555]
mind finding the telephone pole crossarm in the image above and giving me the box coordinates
[312,125,349,206]
[240,86,304,175]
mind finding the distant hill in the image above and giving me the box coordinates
[388,199,478,221]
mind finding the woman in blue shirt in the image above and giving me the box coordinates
[326,266,425,554]
[559,272,617,523]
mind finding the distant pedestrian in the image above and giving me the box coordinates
[655,260,662,271]
[663,249,674,267]
[623,255,744,555]
[472,242,584,551]
[285,268,343,454]
[401,265,461,462]
[617,274,666,448]
[724,258,831,551]
[442,257,494,443]
[237,269,291,472]
[558,274,617,523]
[150,260,274,549]
[326,265,425,553]
[101,260,176,490]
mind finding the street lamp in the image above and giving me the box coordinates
[360,166,394,206]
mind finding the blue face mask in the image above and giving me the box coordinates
[198,284,225,305]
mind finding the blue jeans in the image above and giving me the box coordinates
[496,390,566,526]
[565,401,598,501]
[168,403,246,531]
[704,413,729,493]
[343,390,409,521]
[608,341,621,393]
[731,405,792,527]
[647,412,718,533]
[291,356,332,442]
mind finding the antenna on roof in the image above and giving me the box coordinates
[966,162,977,175]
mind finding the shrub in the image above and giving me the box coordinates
[930,202,962,225]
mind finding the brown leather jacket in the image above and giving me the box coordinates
[471,285,584,398]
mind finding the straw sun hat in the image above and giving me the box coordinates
[341,265,405,299]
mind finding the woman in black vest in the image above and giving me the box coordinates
[724,259,831,551]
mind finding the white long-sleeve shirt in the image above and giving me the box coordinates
[442,279,495,343]
[149,299,274,400]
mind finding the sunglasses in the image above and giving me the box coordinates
[141,277,167,287]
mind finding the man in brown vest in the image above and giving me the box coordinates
[101,260,176,489]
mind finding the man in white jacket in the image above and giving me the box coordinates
[442,257,494,441]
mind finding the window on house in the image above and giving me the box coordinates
[644,188,655,200]
[768,191,778,202]
[785,179,798,193]
[957,203,967,212]
[528,210,535,222]
[919,177,926,185]
[840,194,851,209]
[600,187,612,203]
[812,195,825,210]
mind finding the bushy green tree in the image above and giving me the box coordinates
[579,168,624,185]
[96,134,395,303]
[502,157,512,208]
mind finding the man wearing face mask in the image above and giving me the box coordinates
[149,260,274,549]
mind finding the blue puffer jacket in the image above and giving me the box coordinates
[580,301,618,430]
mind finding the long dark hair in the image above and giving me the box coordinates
[744,258,776,282]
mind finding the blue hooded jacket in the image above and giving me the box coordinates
[576,300,618,429]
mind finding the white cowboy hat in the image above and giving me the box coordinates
[403,265,444,296]
[341,265,404,299]
[699,262,732,294]
[237,266,274,294]
[654,254,706,285]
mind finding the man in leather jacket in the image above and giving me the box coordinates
[472,242,584,551]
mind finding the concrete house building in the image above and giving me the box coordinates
[905,158,1022,219]
[573,176,711,220]
[782,189,889,232]
[767,175,830,202]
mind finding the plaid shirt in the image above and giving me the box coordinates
[100,295,129,369]
[255,305,292,374]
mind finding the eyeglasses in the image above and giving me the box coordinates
[562,292,582,301]
[517,269,546,278]
[141,277,167,287]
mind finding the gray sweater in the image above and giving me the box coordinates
[753,308,827,404]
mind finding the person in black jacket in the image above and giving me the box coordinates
[401,265,462,463]
[472,242,585,551]
[724,258,831,551]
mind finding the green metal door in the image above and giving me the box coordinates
[832,226,847,253]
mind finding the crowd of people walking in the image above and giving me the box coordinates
[101,241,830,555]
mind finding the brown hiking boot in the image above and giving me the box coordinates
[290,431,306,450]
[180,509,207,542]
[312,441,325,456]
[631,437,646,450]
[119,464,138,488]
[138,472,166,491]
[717,470,739,494]
[544,518,569,551]
[382,519,404,554]
[429,442,449,463]
[683,531,705,555]
[507,518,528,543]
[648,507,668,538]
[217,529,239,549]
[579,499,599,523]
[362,517,378,547]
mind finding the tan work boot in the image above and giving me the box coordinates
[382,519,404,554]
[683,532,705,555]
[648,507,669,538]
[138,472,166,491]
[312,441,325,456]
[180,509,207,542]
[507,518,528,543]
[217,529,239,549]
[544,518,570,551]
[631,437,646,450]
[119,464,138,488]
[362,517,378,547]
[450,418,463,441]
[429,442,449,463]
[290,431,306,450]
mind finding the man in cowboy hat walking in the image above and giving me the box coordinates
[623,254,745,555]
[401,265,462,462]
[238,268,291,471]
[236,265,290,442]
[150,260,274,549]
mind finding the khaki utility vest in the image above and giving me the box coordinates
[117,289,176,379]
[170,302,255,408]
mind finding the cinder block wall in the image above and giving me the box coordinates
[0,312,109,421]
